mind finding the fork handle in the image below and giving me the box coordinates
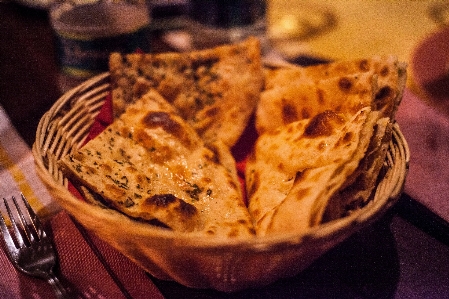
[46,270,78,299]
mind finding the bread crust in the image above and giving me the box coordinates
[109,37,264,147]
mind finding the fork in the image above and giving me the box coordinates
[0,194,75,298]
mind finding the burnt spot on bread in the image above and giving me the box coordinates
[227,228,240,238]
[133,79,152,100]
[277,162,286,172]
[230,177,241,192]
[338,77,353,92]
[99,164,112,173]
[142,111,181,134]
[343,131,354,142]
[146,193,176,206]
[286,125,296,135]
[281,100,298,125]
[133,129,176,162]
[72,152,85,163]
[142,111,194,148]
[251,206,261,218]
[206,228,217,235]
[304,110,344,137]
[374,86,394,111]
[84,165,97,175]
[358,59,370,72]
[133,130,156,150]
[316,89,325,105]
[317,141,327,151]
[200,177,212,185]
[227,222,255,237]
[154,146,176,163]
[301,107,311,119]
[293,188,310,202]
[191,57,219,75]
[375,86,393,101]
[176,199,198,217]
[247,169,260,198]
[293,171,305,183]
[105,183,127,198]
[334,131,355,149]
[379,66,390,77]
[144,194,198,218]
[203,145,221,165]
[204,106,220,118]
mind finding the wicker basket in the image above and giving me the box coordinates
[33,72,410,292]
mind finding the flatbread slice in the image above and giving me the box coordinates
[109,37,264,147]
[259,55,407,134]
[58,89,255,238]
[246,107,382,236]
[256,71,376,134]
[322,117,393,221]
[249,57,406,231]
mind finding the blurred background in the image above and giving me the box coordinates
[4,0,449,86]
[1,0,448,146]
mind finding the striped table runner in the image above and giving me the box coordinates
[0,105,60,219]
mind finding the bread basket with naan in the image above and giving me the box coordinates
[33,38,409,292]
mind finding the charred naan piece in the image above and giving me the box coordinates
[59,89,255,238]
[322,117,392,221]
[109,37,264,147]
[246,108,386,236]
[257,71,376,134]
[248,56,407,234]
[259,55,407,134]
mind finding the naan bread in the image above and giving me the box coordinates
[109,37,264,147]
[258,55,407,134]
[248,56,407,235]
[58,89,255,238]
[322,117,392,221]
[246,108,383,236]
[257,71,376,134]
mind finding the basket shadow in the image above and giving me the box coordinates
[151,210,400,299]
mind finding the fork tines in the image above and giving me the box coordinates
[0,194,76,298]
[0,194,43,249]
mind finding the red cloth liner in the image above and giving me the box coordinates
[231,114,259,204]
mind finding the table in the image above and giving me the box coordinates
[1,2,449,298]
[268,0,448,63]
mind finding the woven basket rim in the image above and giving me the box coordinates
[32,72,410,250]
